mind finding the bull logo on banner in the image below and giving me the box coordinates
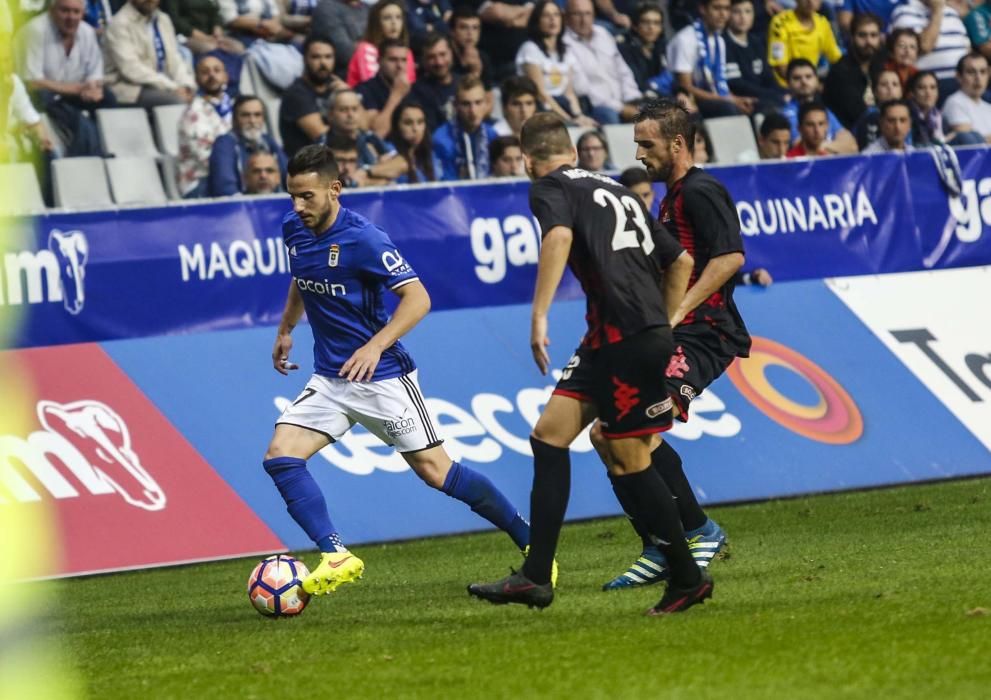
[48,229,88,315]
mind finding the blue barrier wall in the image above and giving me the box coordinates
[4,149,991,348]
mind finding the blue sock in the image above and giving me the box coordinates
[684,518,718,539]
[263,457,344,552]
[441,461,530,549]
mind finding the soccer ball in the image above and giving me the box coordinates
[247,555,311,617]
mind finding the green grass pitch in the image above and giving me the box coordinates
[56,477,991,699]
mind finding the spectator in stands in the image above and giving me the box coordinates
[489,134,525,175]
[322,88,408,181]
[476,0,533,81]
[208,94,287,195]
[433,75,498,179]
[862,98,915,153]
[786,101,831,157]
[279,36,345,157]
[853,67,902,150]
[890,0,970,98]
[767,0,842,87]
[243,150,282,193]
[781,58,858,153]
[177,55,232,197]
[356,39,411,138]
[942,52,991,142]
[311,0,369,72]
[449,5,495,89]
[758,111,792,158]
[217,0,294,47]
[347,0,417,87]
[667,0,756,117]
[618,3,666,98]
[964,0,991,61]
[492,75,538,136]
[576,129,611,170]
[618,166,655,212]
[1,67,56,204]
[410,33,457,130]
[104,0,195,107]
[14,0,114,157]
[389,101,441,182]
[324,130,364,186]
[694,120,712,162]
[823,12,883,130]
[725,0,782,110]
[906,69,980,144]
[82,0,113,34]
[276,0,316,42]
[406,0,451,50]
[837,0,902,35]
[563,0,642,124]
[883,28,920,90]
[161,0,245,96]
[516,0,597,126]
[594,0,634,31]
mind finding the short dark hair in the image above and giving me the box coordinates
[631,1,663,23]
[759,112,791,138]
[233,94,263,116]
[379,37,407,56]
[303,35,336,57]
[500,75,539,107]
[618,167,651,188]
[906,69,938,95]
[786,58,817,79]
[288,144,341,182]
[878,98,911,119]
[490,135,522,163]
[421,32,452,53]
[456,75,485,96]
[324,132,358,152]
[870,67,900,94]
[449,4,479,27]
[797,100,828,125]
[886,27,919,55]
[850,11,882,35]
[577,130,609,156]
[634,98,695,146]
[730,0,753,6]
[957,51,987,75]
[520,112,573,161]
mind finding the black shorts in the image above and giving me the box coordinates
[553,327,676,439]
[665,325,739,421]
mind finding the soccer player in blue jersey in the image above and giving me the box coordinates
[263,144,532,596]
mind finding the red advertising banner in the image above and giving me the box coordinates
[0,344,285,577]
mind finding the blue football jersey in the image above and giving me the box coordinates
[282,207,418,381]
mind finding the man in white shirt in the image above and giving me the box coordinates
[862,99,916,153]
[15,0,114,156]
[667,0,756,118]
[562,0,642,124]
[177,56,233,198]
[104,0,195,107]
[942,52,991,142]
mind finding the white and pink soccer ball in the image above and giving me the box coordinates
[247,555,310,617]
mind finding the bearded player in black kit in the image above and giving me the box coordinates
[597,99,752,591]
[467,113,715,615]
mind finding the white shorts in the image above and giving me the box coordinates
[276,370,442,453]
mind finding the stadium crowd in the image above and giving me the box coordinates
[4,0,991,206]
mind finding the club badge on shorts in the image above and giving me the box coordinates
[328,244,340,267]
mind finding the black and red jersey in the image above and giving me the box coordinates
[529,166,685,349]
[659,167,752,358]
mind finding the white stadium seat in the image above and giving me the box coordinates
[602,123,637,170]
[97,107,160,158]
[52,157,113,209]
[0,162,46,215]
[104,157,168,206]
[152,104,189,158]
[705,115,760,164]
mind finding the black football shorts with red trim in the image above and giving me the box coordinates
[553,327,676,438]
[665,325,739,422]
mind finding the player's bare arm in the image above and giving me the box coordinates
[670,252,744,327]
[272,280,306,375]
[662,251,694,324]
[530,225,574,375]
[339,279,431,382]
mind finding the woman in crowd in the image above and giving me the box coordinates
[515,0,596,127]
[389,102,440,183]
[854,68,904,150]
[885,28,920,90]
[906,70,982,146]
[347,0,417,87]
[576,130,612,171]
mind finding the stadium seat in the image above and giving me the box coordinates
[705,115,760,164]
[489,87,502,122]
[96,107,160,158]
[159,155,182,201]
[104,157,168,206]
[52,157,113,209]
[262,97,283,147]
[239,59,256,97]
[152,104,189,158]
[0,162,46,215]
[602,124,637,170]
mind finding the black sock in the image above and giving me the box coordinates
[608,473,655,550]
[521,437,571,585]
[612,469,700,588]
[652,440,707,532]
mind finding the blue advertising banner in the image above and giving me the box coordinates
[100,281,991,551]
[5,149,991,349]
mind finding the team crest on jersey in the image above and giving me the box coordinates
[328,244,340,267]
[290,245,297,257]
